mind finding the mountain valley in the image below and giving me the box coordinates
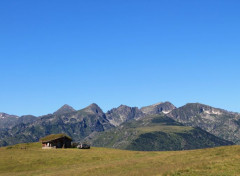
[0,102,239,151]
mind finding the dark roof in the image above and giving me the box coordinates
[40,134,72,142]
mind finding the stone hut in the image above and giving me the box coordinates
[40,134,72,149]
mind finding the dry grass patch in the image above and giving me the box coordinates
[0,143,240,176]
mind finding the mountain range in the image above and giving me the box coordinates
[0,101,239,150]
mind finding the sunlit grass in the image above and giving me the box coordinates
[137,125,193,133]
[0,143,240,176]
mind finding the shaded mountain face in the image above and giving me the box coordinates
[106,105,145,126]
[167,103,240,144]
[82,103,105,116]
[17,115,37,125]
[0,113,37,130]
[89,114,233,151]
[105,102,176,127]
[141,102,176,115]
[53,104,76,115]
[0,113,19,129]
[0,104,113,146]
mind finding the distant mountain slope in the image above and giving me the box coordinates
[89,114,233,151]
[106,105,145,126]
[141,102,176,114]
[0,113,36,130]
[167,103,240,144]
[106,102,176,127]
[0,104,113,146]
[1,101,239,149]
[53,104,76,115]
[0,113,19,129]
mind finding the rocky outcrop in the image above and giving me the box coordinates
[0,113,37,130]
[0,113,19,129]
[53,104,76,115]
[167,103,240,144]
[141,102,176,115]
[106,105,145,126]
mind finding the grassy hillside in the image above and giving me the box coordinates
[91,115,233,150]
[1,143,240,176]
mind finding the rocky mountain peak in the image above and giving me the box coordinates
[106,105,145,127]
[117,104,132,110]
[167,102,240,144]
[182,103,227,115]
[0,113,20,130]
[53,104,76,115]
[0,113,18,119]
[83,103,104,115]
[0,113,7,119]
[141,101,176,115]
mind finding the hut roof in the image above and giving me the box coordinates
[40,133,72,142]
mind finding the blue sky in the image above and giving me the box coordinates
[0,0,240,116]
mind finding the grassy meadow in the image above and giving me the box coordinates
[1,143,240,176]
[136,125,193,133]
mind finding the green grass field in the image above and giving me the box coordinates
[137,125,193,133]
[1,143,240,176]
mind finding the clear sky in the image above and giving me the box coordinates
[0,0,240,116]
